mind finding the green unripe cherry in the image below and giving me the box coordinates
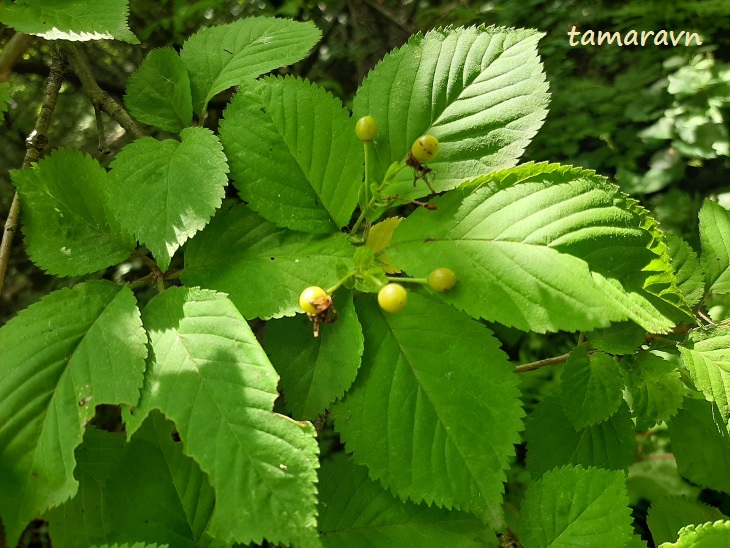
[356,115,377,141]
[410,135,440,163]
[378,283,407,313]
[427,268,457,292]
[299,286,329,315]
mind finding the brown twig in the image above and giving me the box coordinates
[61,43,145,140]
[0,46,66,298]
[0,33,35,83]
[515,352,571,374]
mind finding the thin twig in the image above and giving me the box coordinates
[0,46,66,298]
[515,352,571,374]
[61,43,145,140]
[94,104,110,153]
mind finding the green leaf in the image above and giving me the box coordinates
[182,204,355,320]
[352,26,549,200]
[0,0,138,44]
[91,544,167,548]
[0,281,147,547]
[388,166,679,333]
[699,199,730,294]
[586,322,647,355]
[47,412,215,548]
[11,148,136,276]
[332,292,523,528]
[519,465,633,548]
[107,127,229,271]
[366,217,403,273]
[525,394,636,478]
[560,348,623,428]
[124,287,319,546]
[318,454,497,547]
[667,234,705,308]
[668,397,730,495]
[621,352,686,430]
[662,521,730,547]
[679,327,730,432]
[219,76,363,233]
[648,496,727,546]
[124,47,193,133]
[180,16,321,113]
[264,291,364,420]
[0,82,11,123]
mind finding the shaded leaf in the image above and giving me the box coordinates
[264,291,364,420]
[219,76,362,233]
[519,465,633,548]
[668,397,730,494]
[0,282,147,547]
[107,127,228,271]
[318,454,497,547]
[332,292,523,528]
[622,352,685,430]
[124,287,319,546]
[182,204,354,320]
[586,321,647,355]
[560,348,623,428]
[11,148,136,276]
[124,47,193,133]
[47,413,216,548]
[648,496,726,546]
[525,394,636,478]
[699,199,730,294]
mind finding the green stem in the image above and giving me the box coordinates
[386,276,428,285]
[326,272,355,294]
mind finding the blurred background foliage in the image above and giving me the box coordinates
[1,2,730,545]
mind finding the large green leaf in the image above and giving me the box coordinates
[699,199,730,294]
[679,327,730,432]
[388,165,680,333]
[525,394,636,478]
[0,0,138,43]
[663,521,730,547]
[107,127,228,271]
[560,348,623,428]
[124,287,319,546]
[318,454,497,547]
[332,292,524,528]
[46,413,216,547]
[219,76,363,233]
[124,48,193,133]
[648,496,727,546]
[11,148,136,276]
[264,291,364,420]
[667,234,705,308]
[352,26,549,200]
[668,397,730,494]
[519,466,633,548]
[180,16,321,113]
[621,351,686,430]
[182,204,354,320]
[0,281,147,547]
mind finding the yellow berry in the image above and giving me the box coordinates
[299,286,328,315]
[427,268,457,292]
[378,283,407,313]
[410,135,440,164]
[356,115,377,141]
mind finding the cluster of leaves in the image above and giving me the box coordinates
[2,1,730,547]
